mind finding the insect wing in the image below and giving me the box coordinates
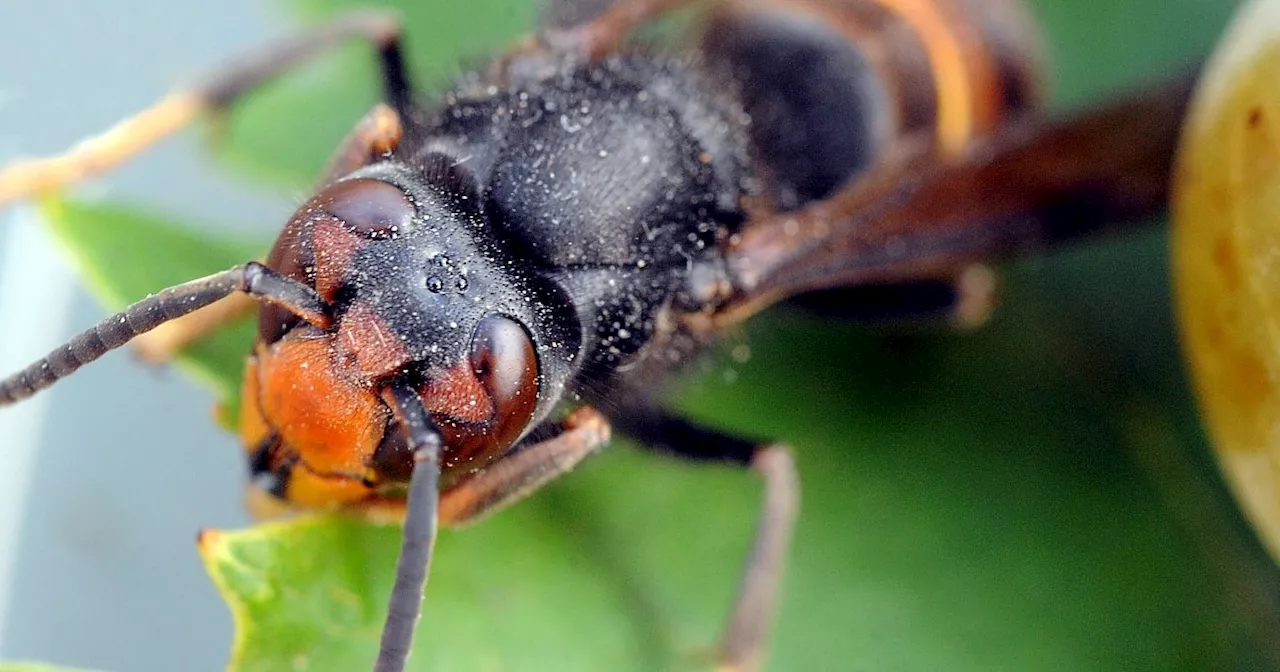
[724,73,1197,316]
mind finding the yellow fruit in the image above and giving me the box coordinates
[1174,0,1280,563]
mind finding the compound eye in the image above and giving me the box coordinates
[469,314,539,421]
[316,178,415,239]
[259,214,315,344]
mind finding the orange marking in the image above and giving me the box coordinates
[421,360,494,425]
[413,358,531,481]
[311,216,362,302]
[238,355,272,451]
[872,0,979,153]
[366,104,403,156]
[338,302,413,379]
[255,336,388,477]
[285,463,374,509]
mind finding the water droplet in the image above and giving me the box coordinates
[560,115,583,133]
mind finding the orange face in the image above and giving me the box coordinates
[237,176,544,511]
[239,313,541,510]
[239,331,388,508]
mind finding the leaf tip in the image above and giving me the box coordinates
[197,527,226,557]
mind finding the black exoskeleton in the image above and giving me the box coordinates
[410,54,754,377]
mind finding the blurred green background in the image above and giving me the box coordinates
[5,0,1280,670]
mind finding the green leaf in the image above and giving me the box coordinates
[38,196,265,417]
[1027,0,1235,106]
